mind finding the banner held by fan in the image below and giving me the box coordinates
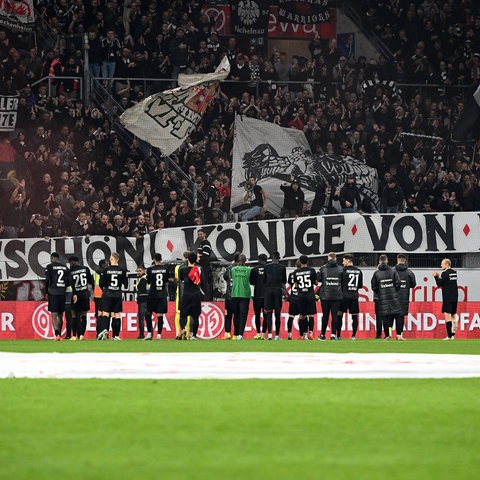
[120,57,230,155]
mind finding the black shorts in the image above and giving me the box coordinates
[288,299,299,316]
[264,289,283,311]
[72,296,90,313]
[103,296,123,314]
[48,294,66,313]
[442,301,457,315]
[340,298,360,315]
[181,292,202,317]
[94,297,104,312]
[147,297,168,314]
[298,298,317,316]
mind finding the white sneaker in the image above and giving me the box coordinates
[156,334,161,340]
[100,329,109,340]
[268,333,272,340]
[113,336,121,341]
[237,335,243,340]
[274,335,281,340]
[330,334,336,341]
[397,334,405,341]
[190,336,197,340]
[144,333,152,340]
[442,336,452,340]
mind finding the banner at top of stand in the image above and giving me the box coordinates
[277,0,332,24]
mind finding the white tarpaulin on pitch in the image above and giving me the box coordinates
[120,57,230,154]
[231,116,378,217]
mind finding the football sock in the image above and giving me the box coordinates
[352,315,359,337]
[112,318,121,337]
[287,316,294,333]
[157,315,164,334]
[308,317,314,332]
[145,312,153,333]
[446,321,453,338]
[299,317,307,336]
[336,314,343,337]
[80,315,87,336]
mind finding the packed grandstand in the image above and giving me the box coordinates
[0,0,479,241]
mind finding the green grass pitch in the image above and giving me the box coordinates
[0,340,479,480]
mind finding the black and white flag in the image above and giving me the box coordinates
[120,57,230,155]
[231,0,270,37]
[231,116,378,217]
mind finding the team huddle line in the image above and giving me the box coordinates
[44,244,459,341]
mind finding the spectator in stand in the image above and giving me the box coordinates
[339,175,363,214]
[238,176,267,222]
[100,29,122,89]
[380,177,404,213]
[280,180,305,218]
[70,211,93,236]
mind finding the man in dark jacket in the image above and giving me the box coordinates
[394,253,416,340]
[381,177,404,213]
[338,175,363,214]
[371,254,401,340]
[317,252,344,340]
[280,180,305,217]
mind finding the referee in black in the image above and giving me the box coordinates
[432,258,458,340]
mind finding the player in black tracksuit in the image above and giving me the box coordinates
[263,251,287,340]
[432,258,458,340]
[68,256,94,340]
[394,253,416,340]
[371,254,401,339]
[338,253,363,340]
[250,253,268,339]
[45,252,70,340]
[317,252,344,340]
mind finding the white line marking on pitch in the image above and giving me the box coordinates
[1,352,479,379]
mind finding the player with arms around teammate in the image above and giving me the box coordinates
[432,258,458,340]
[394,253,416,340]
[293,256,318,340]
[99,252,128,340]
[145,253,171,340]
[250,253,268,339]
[179,251,205,340]
[45,252,70,341]
[68,256,94,340]
[338,253,363,340]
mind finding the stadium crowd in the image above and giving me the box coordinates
[1,0,480,240]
